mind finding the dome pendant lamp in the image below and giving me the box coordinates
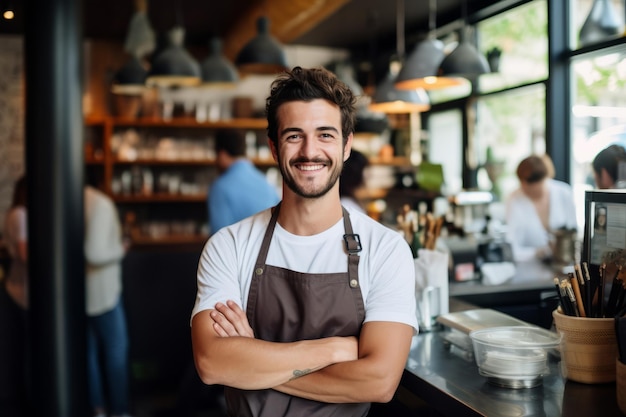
[438,1,490,80]
[370,0,430,114]
[235,16,288,76]
[146,25,201,88]
[146,2,201,88]
[395,0,464,90]
[200,37,239,87]
[579,0,623,47]
[369,61,431,114]
[112,55,149,95]
[112,0,155,95]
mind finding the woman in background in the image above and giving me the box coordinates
[0,175,32,417]
[505,155,578,262]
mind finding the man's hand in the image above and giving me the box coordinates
[210,300,255,338]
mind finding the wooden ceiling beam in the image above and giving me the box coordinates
[221,0,350,61]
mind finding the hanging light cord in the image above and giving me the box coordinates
[428,0,436,37]
[396,0,404,60]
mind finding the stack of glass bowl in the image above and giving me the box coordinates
[469,326,562,389]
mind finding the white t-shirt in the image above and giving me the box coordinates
[192,207,418,331]
[84,186,125,316]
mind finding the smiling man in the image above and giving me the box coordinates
[191,66,417,417]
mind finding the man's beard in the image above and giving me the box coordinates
[280,156,343,199]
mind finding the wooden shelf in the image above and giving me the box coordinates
[113,158,215,165]
[130,233,209,247]
[113,193,207,203]
[111,117,267,129]
[85,157,105,165]
[112,157,276,166]
[367,156,412,167]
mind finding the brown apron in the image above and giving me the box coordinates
[224,204,369,417]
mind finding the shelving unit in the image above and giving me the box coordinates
[84,116,418,247]
[84,116,273,247]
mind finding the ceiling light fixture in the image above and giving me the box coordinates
[579,0,623,47]
[235,16,288,76]
[438,0,490,80]
[200,37,239,87]
[395,0,463,90]
[369,61,431,114]
[112,0,155,95]
[146,25,201,88]
[146,2,201,88]
[3,9,14,20]
[369,0,430,114]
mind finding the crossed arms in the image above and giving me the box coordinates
[191,300,414,403]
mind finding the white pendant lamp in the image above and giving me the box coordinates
[395,0,464,90]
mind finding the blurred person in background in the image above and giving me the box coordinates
[591,144,626,189]
[339,149,369,214]
[0,175,32,417]
[84,184,132,417]
[207,129,280,235]
[505,155,578,262]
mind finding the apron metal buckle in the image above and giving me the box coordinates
[343,233,362,254]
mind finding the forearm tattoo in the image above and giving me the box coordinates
[291,369,313,380]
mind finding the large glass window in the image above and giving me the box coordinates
[477,0,548,93]
[570,0,625,49]
[474,85,546,202]
[428,110,463,195]
[570,46,626,230]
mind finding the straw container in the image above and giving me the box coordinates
[552,309,617,383]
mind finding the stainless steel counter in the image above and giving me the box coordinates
[447,260,560,328]
[401,329,622,417]
[449,260,556,297]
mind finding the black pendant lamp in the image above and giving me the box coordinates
[146,25,201,88]
[369,0,431,114]
[370,61,430,114]
[200,37,239,87]
[438,30,490,79]
[579,0,623,47]
[112,55,148,95]
[395,0,464,90]
[112,0,155,95]
[235,16,288,76]
[438,1,490,80]
[332,61,389,134]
